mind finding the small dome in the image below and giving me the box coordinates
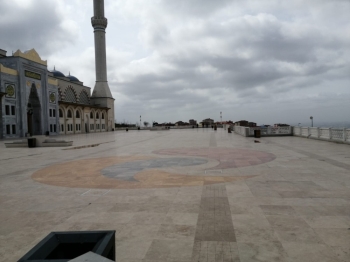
[51,69,65,78]
[66,74,80,82]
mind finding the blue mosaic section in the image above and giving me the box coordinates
[101,157,208,181]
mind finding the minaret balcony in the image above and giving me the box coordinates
[91,17,108,28]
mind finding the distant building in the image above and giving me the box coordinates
[175,121,188,126]
[235,120,248,126]
[189,119,197,125]
[234,120,256,127]
[156,122,174,127]
[274,123,290,127]
[202,118,214,127]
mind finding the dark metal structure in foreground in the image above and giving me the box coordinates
[17,231,115,262]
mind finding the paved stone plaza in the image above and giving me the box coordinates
[1,129,350,262]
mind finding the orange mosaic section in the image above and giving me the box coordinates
[31,156,256,189]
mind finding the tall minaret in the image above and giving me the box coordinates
[91,0,115,130]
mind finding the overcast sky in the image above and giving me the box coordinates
[1,0,349,126]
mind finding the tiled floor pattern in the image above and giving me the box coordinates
[270,140,350,171]
[1,130,350,261]
[195,185,235,242]
[31,157,257,189]
[153,148,276,170]
[31,148,270,189]
[192,184,237,261]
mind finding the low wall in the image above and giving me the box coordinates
[114,126,207,131]
[234,126,292,137]
[233,125,350,144]
[114,127,148,131]
[293,126,350,144]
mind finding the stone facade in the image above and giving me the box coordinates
[0,49,112,139]
[1,1,115,139]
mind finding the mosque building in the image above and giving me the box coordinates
[0,0,115,139]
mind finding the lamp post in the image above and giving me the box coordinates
[310,116,313,127]
[140,115,141,128]
[220,111,222,123]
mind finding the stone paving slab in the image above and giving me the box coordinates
[0,129,350,261]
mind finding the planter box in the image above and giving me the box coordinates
[28,138,36,148]
[18,231,115,262]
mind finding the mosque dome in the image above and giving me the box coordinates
[66,74,80,82]
[51,68,65,78]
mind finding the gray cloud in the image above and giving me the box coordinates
[160,0,233,17]
[111,0,350,123]
[0,0,77,56]
[1,0,349,125]
[117,13,349,93]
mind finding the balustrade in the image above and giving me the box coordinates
[293,126,349,143]
[234,125,349,143]
[234,126,292,137]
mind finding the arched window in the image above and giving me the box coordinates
[64,87,77,103]
[67,109,72,118]
[102,113,105,119]
[59,109,63,118]
[76,110,80,118]
[90,112,93,119]
[96,112,99,119]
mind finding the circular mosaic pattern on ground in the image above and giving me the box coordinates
[31,148,276,189]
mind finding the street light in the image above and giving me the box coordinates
[310,116,313,127]
[220,111,222,123]
[140,115,141,128]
